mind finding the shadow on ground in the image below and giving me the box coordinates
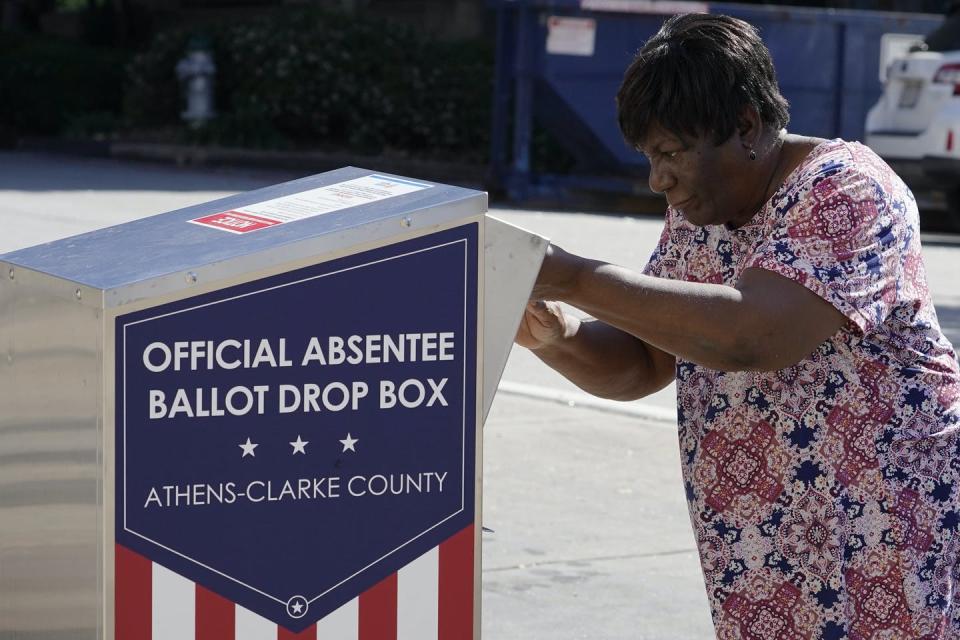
[0,152,304,192]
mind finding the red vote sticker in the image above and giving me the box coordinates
[191,211,282,234]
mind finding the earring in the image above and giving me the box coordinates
[749,149,757,161]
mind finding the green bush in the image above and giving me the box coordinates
[0,33,128,135]
[124,10,494,161]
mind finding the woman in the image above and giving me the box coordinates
[517,13,960,639]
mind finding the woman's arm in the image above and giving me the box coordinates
[517,301,676,401]
[535,244,848,373]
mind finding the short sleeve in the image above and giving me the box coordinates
[643,217,673,277]
[643,208,691,280]
[743,167,903,335]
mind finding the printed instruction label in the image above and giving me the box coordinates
[579,0,708,14]
[546,16,596,57]
[190,174,432,234]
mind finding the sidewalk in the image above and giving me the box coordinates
[482,393,714,639]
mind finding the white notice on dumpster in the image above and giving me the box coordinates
[546,17,596,57]
[190,174,432,234]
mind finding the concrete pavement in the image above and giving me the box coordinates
[482,393,712,639]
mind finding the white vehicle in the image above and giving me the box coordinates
[866,10,960,230]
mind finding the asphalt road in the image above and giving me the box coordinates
[2,151,958,639]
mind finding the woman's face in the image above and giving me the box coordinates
[640,124,760,228]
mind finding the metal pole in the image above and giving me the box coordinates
[488,1,515,193]
[510,0,535,201]
[833,22,848,139]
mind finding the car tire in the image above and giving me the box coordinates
[946,187,960,233]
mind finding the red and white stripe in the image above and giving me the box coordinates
[116,525,475,640]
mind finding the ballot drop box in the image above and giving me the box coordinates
[0,168,545,639]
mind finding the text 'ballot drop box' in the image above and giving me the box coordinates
[0,168,546,639]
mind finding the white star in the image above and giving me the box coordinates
[291,601,304,614]
[239,437,258,458]
[339,433,359,453]
[290,435,308,455]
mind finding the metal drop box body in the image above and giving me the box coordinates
[0,167,545,639]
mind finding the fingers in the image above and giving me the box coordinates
[524,300,551,326]
[527,299,553,316]
[515,299,566,350]
[514,305,544,349]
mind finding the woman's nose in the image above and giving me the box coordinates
[647,160,675,194]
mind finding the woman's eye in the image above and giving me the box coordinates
[665,150,679,159]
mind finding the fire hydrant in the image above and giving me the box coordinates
[176,36,216,126]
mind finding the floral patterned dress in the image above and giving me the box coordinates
[644,140,960,639]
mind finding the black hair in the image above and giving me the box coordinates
[616,13,790,149]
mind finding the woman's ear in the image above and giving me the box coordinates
[737,105,763,149]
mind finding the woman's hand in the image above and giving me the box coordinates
[515,300,579,350]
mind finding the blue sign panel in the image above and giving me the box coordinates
[116,224,478,631]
